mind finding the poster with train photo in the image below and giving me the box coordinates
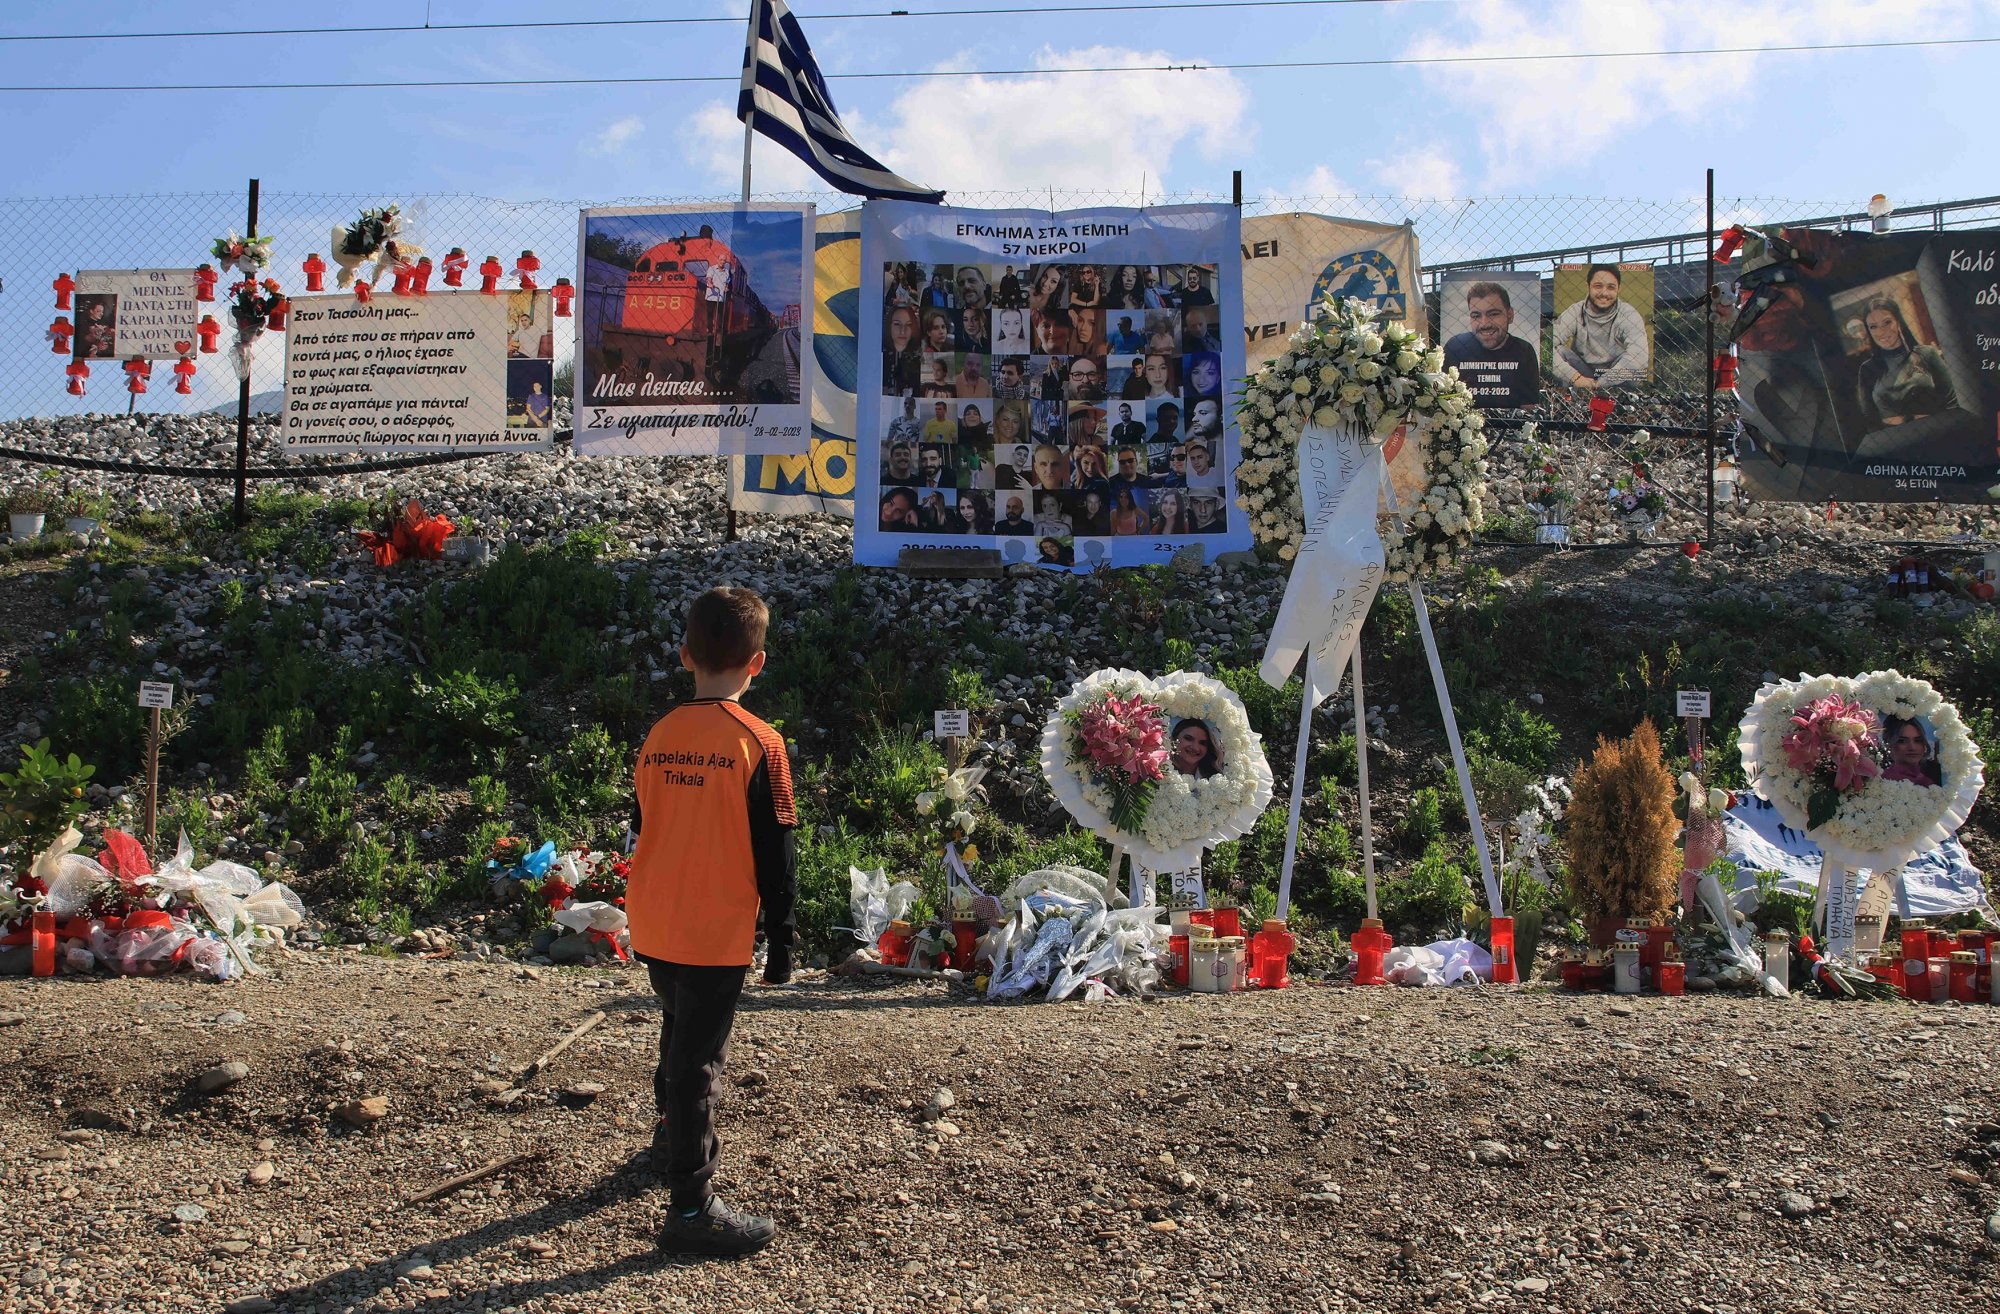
[574,203,814,458]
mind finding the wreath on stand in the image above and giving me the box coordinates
[1233,296,1489,581]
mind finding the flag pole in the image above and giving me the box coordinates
[728,0,757,545]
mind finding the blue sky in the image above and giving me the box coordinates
[0,0,1990,209]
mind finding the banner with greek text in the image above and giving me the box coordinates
[1736,227,2000,504]
[574,202,814,458]
[857,200,1250,569]
[281,290,554,453]
[1260,424,1384,706]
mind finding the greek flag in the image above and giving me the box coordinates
[737,0,944,204]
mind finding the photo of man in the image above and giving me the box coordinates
[1109,401,1146,446]
[1440,273,1542,409]
[1550,263,1653,392]
[74,294,117,359]
[879,487,919,531]
[884,394,924,447]
[1187,491,1227,533]
[1109,444,1151,497]
[1114,356,1149,401]
[1034,492,1072,539]
[956,352,992,398]
[881,441,919,484]
[1065,355,1107,402]
[994,494,1034,536]
[506,359,555,428]
[954,265,992,312]
[921,400,957,446]
[1029,443,1072,492]
[916,443,957,489]
[1178,265,1217,307]
[997,439,1034,490]
[1183,440,1220,489]
[1108,315,1145,354]
[993,355,1032,400]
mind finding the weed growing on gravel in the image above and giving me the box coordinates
[410,670,520,757]
[290,735,358,846]
[1399,787,1444,848]
[467,774,508,817]
[530,725,630,841]
[1380,840,1471,939]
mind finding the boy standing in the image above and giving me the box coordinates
[628,586,796,1256]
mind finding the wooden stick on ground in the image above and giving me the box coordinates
[403,1148,543,1207]
[513,1010,605,1083]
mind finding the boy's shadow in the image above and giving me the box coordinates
[265,1155,710,1312]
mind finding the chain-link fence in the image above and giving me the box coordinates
[3,181,1997,444]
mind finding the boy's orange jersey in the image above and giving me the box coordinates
[627,699,796,967]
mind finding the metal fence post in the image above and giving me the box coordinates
[232,177,259,529]
[1704,167,1715,546]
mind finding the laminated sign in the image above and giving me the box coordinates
[283,290,555,453]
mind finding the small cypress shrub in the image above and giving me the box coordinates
[1564,719,1678,924]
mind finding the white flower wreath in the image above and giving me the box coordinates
[1039,669,1275,872]
[1234,296,1489,581]
[1739,670,1984,872]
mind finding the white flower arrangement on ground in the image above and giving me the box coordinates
[1233,296,1489,582]
[1040,669,1275,872]
[1739,670,1984,872]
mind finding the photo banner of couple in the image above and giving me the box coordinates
[574,203,815,458]
[1731,226,2000,505]
[281,290,557,454]
[855,201,1252,570]
[732,209,1422,525]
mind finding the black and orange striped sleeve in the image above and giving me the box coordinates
[733,710,797,966]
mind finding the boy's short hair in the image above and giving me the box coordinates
[684,586,768,673]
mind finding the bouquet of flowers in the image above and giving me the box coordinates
[1520,424,1572,521]
[1064,689,1168,833]
[1780,694,1883,829]
[1607,438,1666,528]
[211,231,274,274]
[914,764,988,866]
[230,278,284,333]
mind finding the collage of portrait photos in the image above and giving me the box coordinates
[877,260,1231,566]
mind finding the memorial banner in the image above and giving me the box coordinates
[1241,213,1422,362]
[731,210,859,514]
[1735,228,1998,504]
[1550,262,1653,391]
[575,203,814,458]
[858,201,1250,569]
[72,269,201,361]
[1439,271,1543,409]
[281,290,554,453]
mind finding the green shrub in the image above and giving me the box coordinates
[1380,841,1470,940]
[44,676,142,779]
[1399,786,1444,849]
[411,669,520,754]
[290,738,358,846]
[468,774,509,817]
[0,740,96,858]
[531,724,630,840]
[1214,665,1301,739]
[1464,696,1562,772]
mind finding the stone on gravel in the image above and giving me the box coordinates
[1514,1278,1550,1294]
[0,1011,26,1027]
[1986,1213,2000,1243]
[565,1081,606,1102]
[1472,1140,1513,1166]
[197,1061,250,1094]
[245,1161,274,1187]
[396,1259,435,1280]
[1778,1191,1815,1219]
[224,1298,276,1314]
[336,1096,390,1126]
[173,1203,208,1224]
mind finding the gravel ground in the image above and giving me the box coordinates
[3,950,1998,1314]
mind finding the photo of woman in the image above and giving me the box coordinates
[957,402,989,445]
[1111,485,1149,535]
[1032,310,1073,357]
[1034,493,1071,539]
[1852,296,1960,430]
[1184,352,1222,398]
[1881,714,1943,787]
[1550,264,1652,392]
[1069,264,1104,308]
[922,308,955,356]
[918,489,955,531]
[1143,353,1180,400]
[1038,535,1075,567]
[1071,444,1111,494]
[884,305,922,394]
[1171,717,1221,777]
[994,308,1030,354]
[956,306,992,354]
[1068,308,1105,358]
[1151,487,1191,535]
[956,490,994,535]
[878,487,919,531]
[1028,265,1070,315]
[1108,264,1148,310]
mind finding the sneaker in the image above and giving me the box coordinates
[657,1198,777,1257]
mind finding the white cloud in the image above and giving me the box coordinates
[586,116,645,157]
[691,46,1252,199]
[1367,149,1463,200]
[1400,0,1981,188]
